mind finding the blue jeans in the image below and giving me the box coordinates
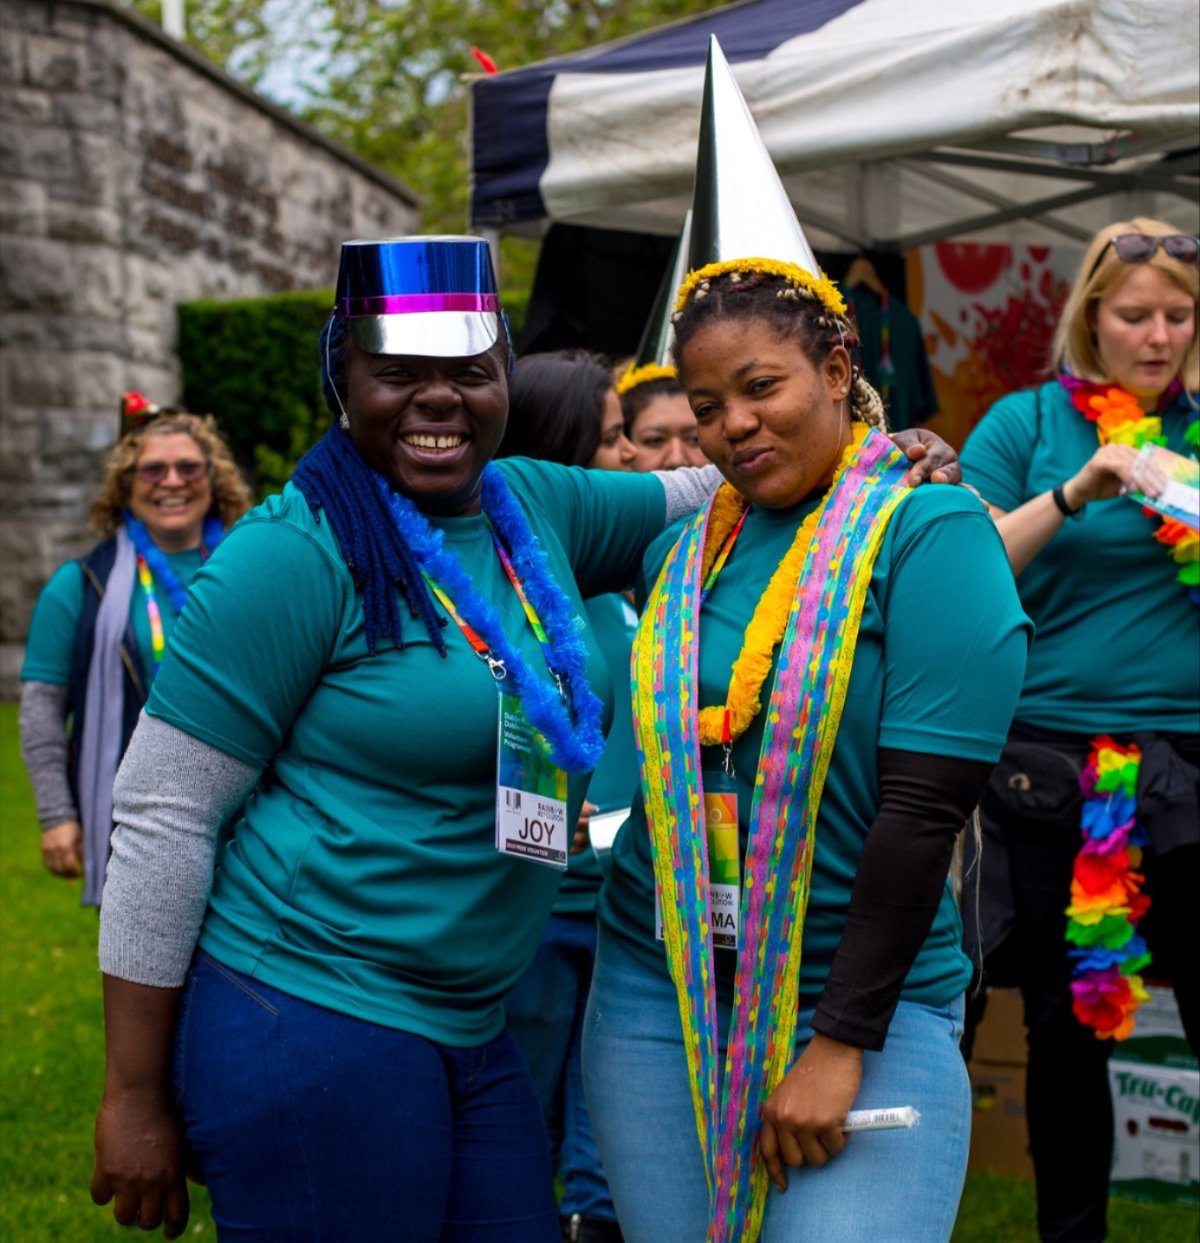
[174,952,560,1242]
[505,914,616,1222]
[582,930,970,1243]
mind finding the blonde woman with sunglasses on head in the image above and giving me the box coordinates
[960,218,1198,1243]
[18,399,251,906]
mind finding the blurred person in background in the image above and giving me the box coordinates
[18,397,251,907]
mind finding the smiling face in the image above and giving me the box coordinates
[678,317,851,509]
[126,432,213,551]
[343,342,509,514]
[1093,265,1196,401]
[629,391,707,471]
[589,387,637,471]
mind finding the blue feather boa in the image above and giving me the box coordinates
[122,512,224,614]
[376,464,605,774]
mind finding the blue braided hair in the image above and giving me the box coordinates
[292,314,447,655]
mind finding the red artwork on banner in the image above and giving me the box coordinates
[908,243,1075,448]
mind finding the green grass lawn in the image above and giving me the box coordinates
[1,701,1195,1240]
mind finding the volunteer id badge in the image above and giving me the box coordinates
[496,691,568,869]
[655,771,740,949]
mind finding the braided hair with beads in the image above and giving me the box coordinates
[671,267,889,432]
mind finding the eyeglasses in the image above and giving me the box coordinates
[131,459,208,484]
[1085,233,1200,283]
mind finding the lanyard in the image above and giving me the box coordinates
[136,556,166,669]
[700,504,750,603]
[698,503,752,771]
[425,526,566,698]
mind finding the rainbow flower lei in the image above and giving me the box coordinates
[1065,738,1152,1039]
[1060,377,1197,1038]
[1062,376,1200,605]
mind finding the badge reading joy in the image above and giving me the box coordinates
[496,692,568,869]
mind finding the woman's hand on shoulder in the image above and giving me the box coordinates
[890,428,960,487]
[1063,442,1144,508]
[758,1032,863,1191]
[40,818,83,877]
[91,1086,190,1238]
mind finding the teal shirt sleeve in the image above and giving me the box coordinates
[21,561,86,685]
[498,458,666,596]
[877,490,1032,762]
[146,509,351,767]
[959,388,1041,511]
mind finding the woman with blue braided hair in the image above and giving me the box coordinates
[88,236,960,1242]
[19,403,251,907]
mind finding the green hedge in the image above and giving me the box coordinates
[177,290,333,498]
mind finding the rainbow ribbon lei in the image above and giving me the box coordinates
[1065,738,1152,1040]
[631,426,912,1242]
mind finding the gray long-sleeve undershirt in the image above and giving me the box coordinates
[656,464,721,525]
[98,714,259,987]
[19,681,78,830]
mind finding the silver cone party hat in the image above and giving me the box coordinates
[679,36,842,315]
[617,212,692,394]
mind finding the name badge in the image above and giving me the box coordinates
[496,691,568,869]
[656,771,740,949]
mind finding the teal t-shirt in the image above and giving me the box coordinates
[21,546,206,689]
[145,459,665,1047]
[553,592,640,917]
[597,484,1032,1014]
[961,381,1199,734]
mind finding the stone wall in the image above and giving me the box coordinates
[0,0,420,692]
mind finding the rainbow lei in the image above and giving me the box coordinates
[632,425,911,1242]
[1060,379,1197,1038]
[1062,376,1199,605]
[1065,738,1152,1040]
[375,464,605,774]
[123,514,223,671]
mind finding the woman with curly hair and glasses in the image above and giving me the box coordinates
[19,400,252,906]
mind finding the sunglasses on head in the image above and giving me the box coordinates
[1085,232,1200,283]
[132,459,208,484]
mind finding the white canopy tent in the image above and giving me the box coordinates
[470,0,1200,251]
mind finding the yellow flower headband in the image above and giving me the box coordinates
[616,361,678,397]
[673,257,847,319]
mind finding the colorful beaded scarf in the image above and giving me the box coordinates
[375,464,605,774]
[123,514,223,671]
[631,424,912,1242]
[1060,378,1198,1038]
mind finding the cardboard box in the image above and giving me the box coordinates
[969,1061,1033,1179]
[972,987,1027,1066]
[1109,1060,1199,1207]
[1119,986,1197,1072]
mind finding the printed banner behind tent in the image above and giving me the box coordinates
[906,243,1080,448]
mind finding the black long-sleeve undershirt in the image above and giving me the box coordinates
[810,747,994,1051]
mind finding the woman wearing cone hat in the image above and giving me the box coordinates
[585,39,1031,1243]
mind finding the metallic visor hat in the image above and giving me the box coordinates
[335,235,501,357]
